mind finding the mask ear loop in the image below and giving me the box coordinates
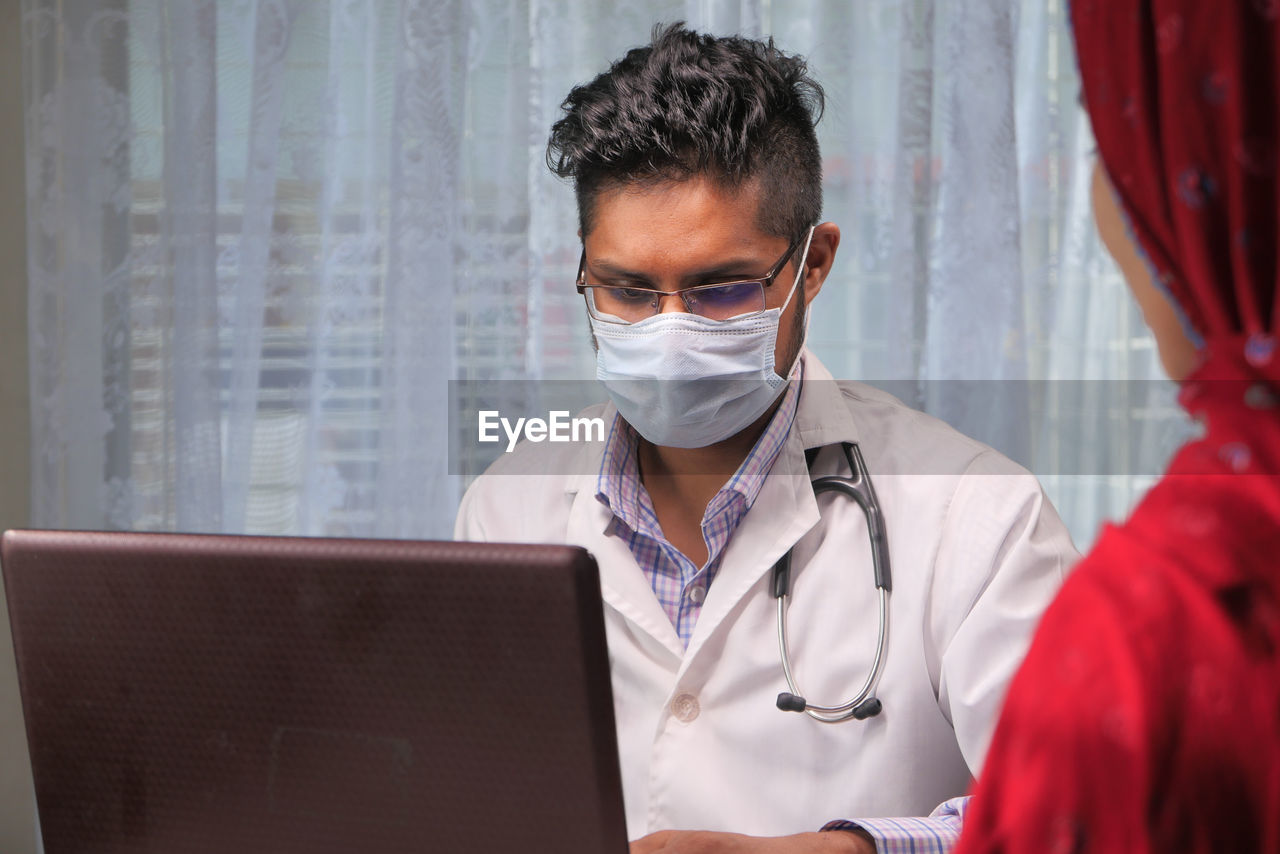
[779,225,816,316]
[778,225,816,380]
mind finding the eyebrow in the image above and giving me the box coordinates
[585,256,779,287]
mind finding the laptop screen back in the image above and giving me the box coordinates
[1,530,627,854]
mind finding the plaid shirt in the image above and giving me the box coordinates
[594,373,801,647]
[824,798,970,853]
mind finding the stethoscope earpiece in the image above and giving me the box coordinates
[852,697,882,720]
[776,692,807,713]
[777,693,883,719]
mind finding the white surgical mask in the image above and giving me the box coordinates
[589,229,814,448]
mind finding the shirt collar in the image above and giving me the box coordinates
[595,363,804,531]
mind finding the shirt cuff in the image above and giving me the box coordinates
[821,797,970,854]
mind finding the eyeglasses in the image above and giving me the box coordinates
[576,236,804,323]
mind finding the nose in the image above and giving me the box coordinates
[656,292,689,314]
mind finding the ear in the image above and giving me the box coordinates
[800,222,840,305]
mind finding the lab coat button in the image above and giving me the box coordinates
[671,693,700,722]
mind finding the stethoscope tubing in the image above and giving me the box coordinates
[773,442,892,723]
[776,586,890,723]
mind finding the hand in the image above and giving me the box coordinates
[629,829,875,854]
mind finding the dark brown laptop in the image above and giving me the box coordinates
[1,530,628,854]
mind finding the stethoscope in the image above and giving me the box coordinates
[771,442,893,724]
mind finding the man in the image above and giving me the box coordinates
[455,24,1077,853]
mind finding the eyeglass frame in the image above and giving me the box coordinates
[575,230,810,323]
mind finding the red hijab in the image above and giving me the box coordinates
[956,2,1280,852]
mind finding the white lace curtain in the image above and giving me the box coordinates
[22,0,1185,547]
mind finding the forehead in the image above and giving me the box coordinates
[584,175,778,263]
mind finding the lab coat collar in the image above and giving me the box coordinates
[791,348,862,451]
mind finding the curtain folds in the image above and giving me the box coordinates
[22,0,1187,547]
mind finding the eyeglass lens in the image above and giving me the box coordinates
[589,282,765,322]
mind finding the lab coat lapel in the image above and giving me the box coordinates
[680,351,858,664]
[563,470,686,661]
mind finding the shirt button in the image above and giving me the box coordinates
[686,585,706,605]
[671,693,700,723]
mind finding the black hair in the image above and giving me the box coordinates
[547,22,825,242]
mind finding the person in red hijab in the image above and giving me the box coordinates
[954,1,1280,852]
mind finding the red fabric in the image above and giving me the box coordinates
[956,2,1280,852]
[1074,1,1279,340]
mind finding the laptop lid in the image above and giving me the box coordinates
[1,530,628,854]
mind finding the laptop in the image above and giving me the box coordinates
[1,530,628,854]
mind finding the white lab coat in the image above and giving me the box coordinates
[454,351,1077,839]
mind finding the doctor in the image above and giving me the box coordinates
[455,24,1077,854]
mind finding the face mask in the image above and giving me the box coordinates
[589,230,813,449]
